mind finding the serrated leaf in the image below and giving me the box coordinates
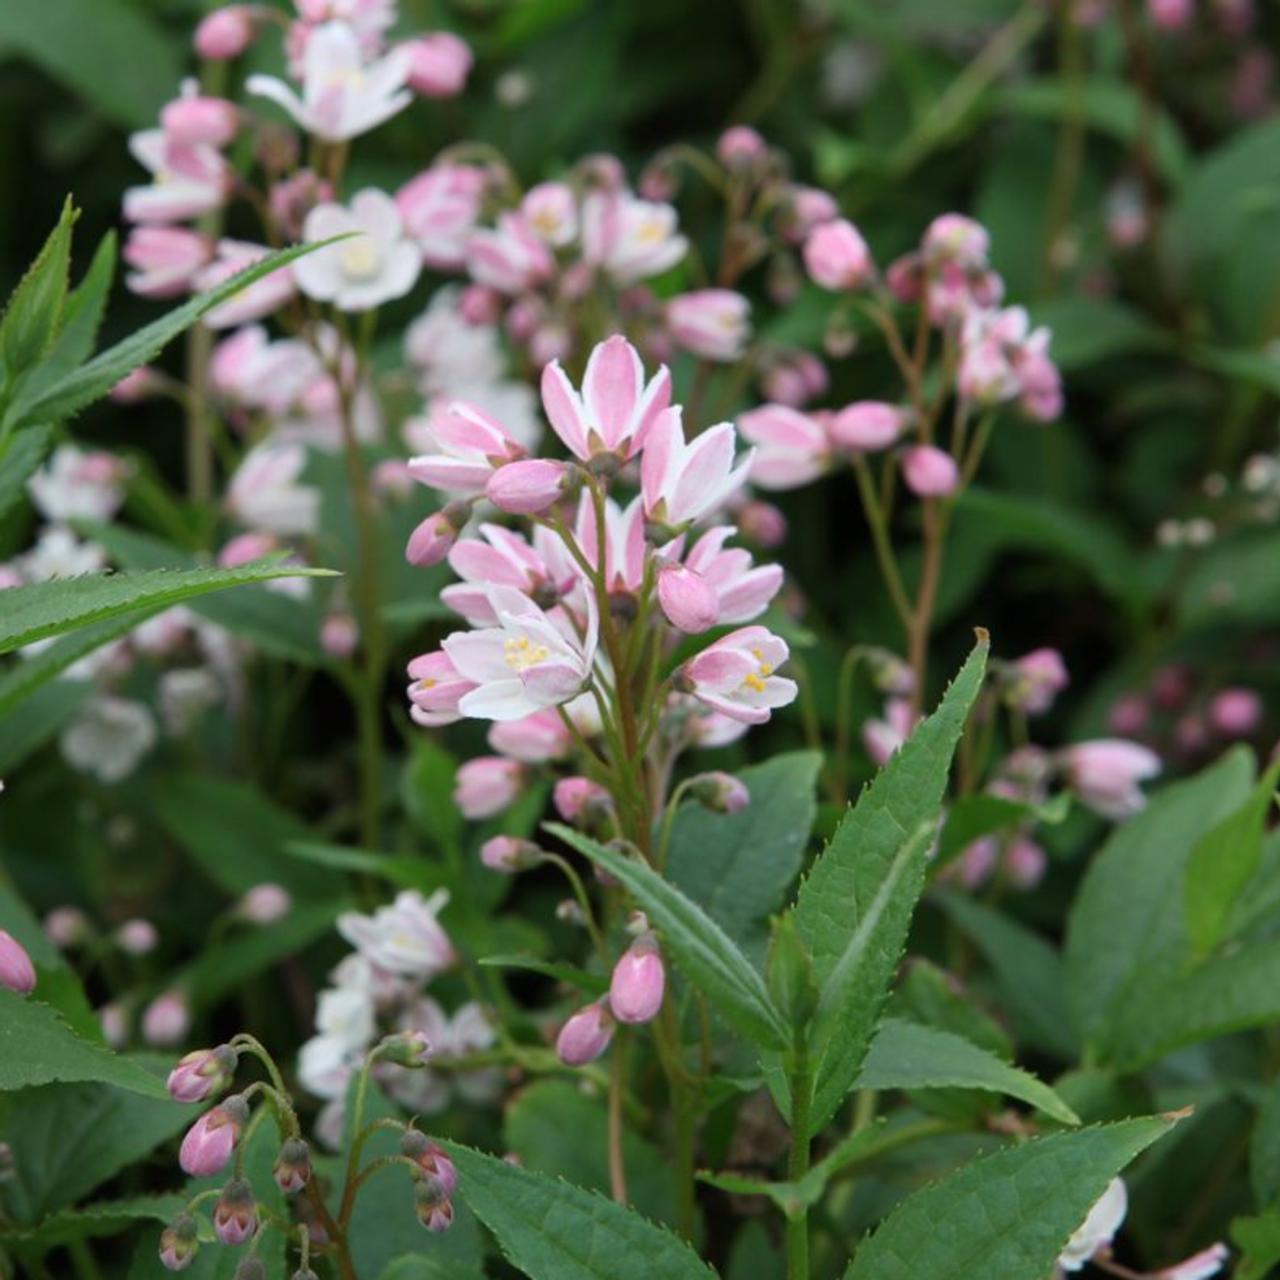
[1065,748,1254,1059]
[1185,757,1280,957]
[842,1116,1178,1280]
[0,562,334,655]
[548,824,790,1051]
[788,640,989,1135]
[0,197,75,386]
[0,422,55,527]
[25,231,117,394]
[0,1193,185,1248]
[0,988,169,1097]
[666,751,821,964]
[442,1141,716,1280]
[854,1018,1078,1125]
[5,240,328,433]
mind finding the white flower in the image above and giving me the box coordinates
[226,442,320,536]
[248,21,411,142]
[123,129,227,224]
[442,586,598,722]
[295,189,421,312]
[18,526,106,582]
[315,986,376,1050]
[194,241,296,329]
[27,446,126,523]
[159,667,222,736]
[383,997,502,1114]
[60,697,157,783]
[1058,1178,1128,1272]
[582,189,688,285]
[336,888,456,979]
[298,1033,358,1100]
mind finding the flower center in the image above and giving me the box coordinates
[741,646,775,693]
[340,238,382,280]
[504,634,551,671]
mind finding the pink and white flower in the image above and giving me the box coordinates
[28,446,127,523]
[194,240,296,328]
[676,625,797,725]
[641,408,752,526]
[337,889,456,979]
[398,165,488,270]
[522,182,578,246]
[442,523,574,625]
[466,213,555,295]
[581,189,688,284]
[1061,739,1161,820]
[407,401,528,493]
[682,526,783,624]
[403,32,472,98]
[226,443,319,536]
[124,227,212,298]
[123,129,229,224]
[666,290,751,362]
[737,404,830,490]
[454,757,523,819]
[407,650,477,726]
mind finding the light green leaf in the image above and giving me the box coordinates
[1185,757,1280,957]
[379,1258,487,1280]
[0,989,169,1097]
[1065,748,1254,1059]
[1232,1211,1280,1280]
[842,1116,1178,1280]
[0,423,55,527]
[443,1141,716,1280]
[0,198,75,385]
[479,954,608,997]
[789,640,989,1135]
[0,1193,185,1248]
[548,824,790,1051]
[0,562,334,655]
[666,751,821,964]
[854,1018,1078,1125]
[0,677,90,775]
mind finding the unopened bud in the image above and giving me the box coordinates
[686,771,750,814]
[609,935,665,1025]
[234,1261,266,1280]
[415,1189,454,1233]
[480,835,543,874]
[274,1138,311,1194]
[213,1177,256,1246]
[402,1131,458,1201]
[378,1030,431,1068]
[159,1215,199,1272]
[556,999,615,1065]
[167,1044,238,1103]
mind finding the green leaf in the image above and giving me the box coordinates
[479,954,609,997]
[0,988,169,1097]
[1180,529,1280,626]
[0,677,91,775]
[936,791,1067,868]
[666,751,821,963]
[6,241,329,432]
[1028,297,1168,371]
[379,1259,487,1280]
[1185,757,1280,957]
[842,1116,1178,1280]
[936,894,1077,1060]
[0,422,55,526]
[788,640,989,1135]
[1251,1081,1280,1209]
[548,825,790,1051]
[0,562,334,655]
[0,1067,195,1220]
[0,198,75,386]
[0,1193,185,1249]
[1065,748,1255,1060]
[151,774,339,898]
[505,1081,680,1227]
[854,1018,1078,1125]
[442,1141,716,1280]
[1233,1211,1280,1280]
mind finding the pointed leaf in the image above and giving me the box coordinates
[0,422,55,526]
[0,198,75,384]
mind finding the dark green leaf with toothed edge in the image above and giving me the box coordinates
[784,640,989,1134]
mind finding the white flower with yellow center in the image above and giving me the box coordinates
[441,585,598,722]
[294,188,421,312]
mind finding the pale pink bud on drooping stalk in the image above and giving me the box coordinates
[553,776,613,827]
[158,1215,199,1271]
[167,1045,238,1103]
[404,32,473,98]
[0,929,36,995]
[239,883,292,925]
[921,213,991,272]
[609,935,665,1025]
[1061,740,1162,821]
[415,1186,454,1233]
[407,500,472,567]
[179,1095,248,1177]
[830,401,906,453]
[687,771,751,814]
[480,836,543,874]
[320,612,359,659]
[116,918,158,956]
[43,906,89,949]
[555,999,615,1065]
[657,563,719,634]
[274,1137,312,1194]
[142,990,191,1047]
[1209,687,1262,738]
[402,1131,458,1200]
[902,445,960,497]
[194,6,256,59]
[717,124,768,168]
[486,459,572,515]
[1005,648,1070,716]
[213,1176,257,1246]
[455,757,524,819]
[803,218,874,291]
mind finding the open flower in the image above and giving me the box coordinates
[295,189,421,311]
[641,408,752,527]
[1058,1178,1127,1272]
[737,404,830,490]
[442,524,574,625]
[676,625,797,724]
[1061,740,1161,820]
[247,20,411,141]
[337,889,456,979]
[407,401,528,494]
[541,335,671,462]
[582,189,687,284]
[226,442,319,536]
[682,526,783,624]
[123,129,228,224]
[442,587,598,722]
[666,290,751,361]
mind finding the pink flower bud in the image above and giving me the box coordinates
[1008,648,1069,716]
[553,776,612,825]
[167,1045,238,1103]
[99,1002,127,1048]
[486,459,571,515]
[372,460,416,499]
[658,563,719,634]
[803,218,874,291]
[159,1216,199,1271]
[320,612,359,659]
[830,401,906,452]
[921,213,990,271]
[213,1177,256,1246]
[1063,739,1161,821]
[218,532,278,568]
[273,1137,311,1193]
[1147,0,1194,29]
[736,499,788,548]
[1209,687,1262,738]
[404,32,473,98]
[0,929,36,995]
[194,6,255,59]
[124,227,212,299]
[1155,1243,1230,1280]
[178,1100,245,1177]
[555,999,615,1065]
[240,883,292,924]
[1005,837,1048,890]
[116,918,158,956]
[455,757,524,820]
[687,770,750,814]
[609,936,665,1024]
[902,445,959,497]
[717,124,768,167]
[1108,693,1150,736]
[161,95,238,147]
[784,186,839,243]
[407,512,460,567]
[402,1132,458,1199]
[110,367,159,403]
[143,990,191,1047]
[480,836,542,874]
[415,1190,454,1233]
[458,285,502,325]
[1151,663,1193,711]
[1175,713,1209,755]
[666,289,751,362]
[43,906,89,949]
